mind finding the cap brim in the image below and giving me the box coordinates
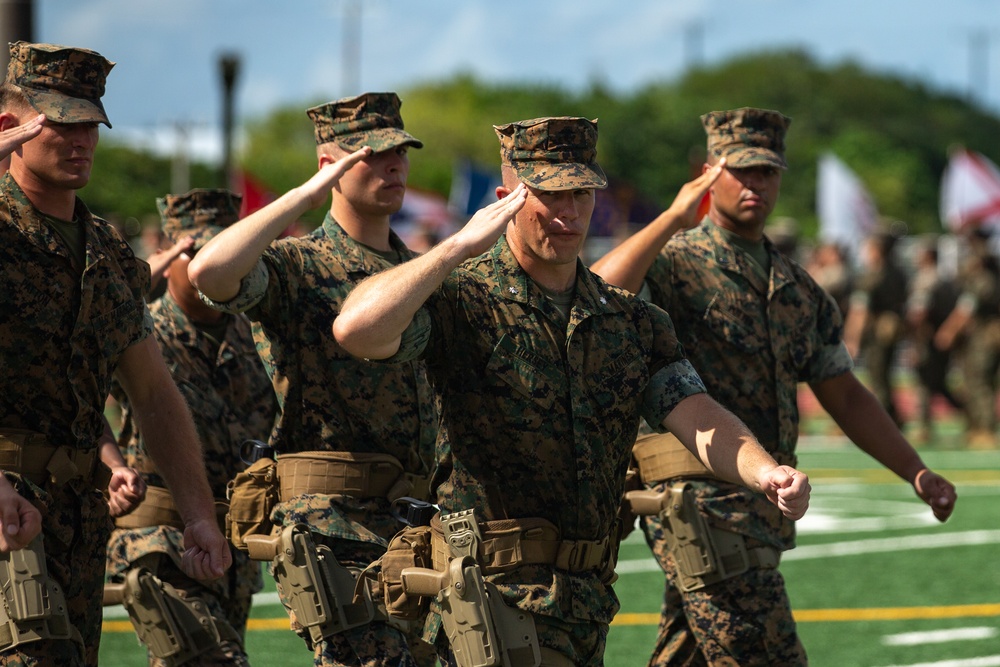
[337,127,423,153]
[721,149,787,170]
[515,162,608,191]
[168,225,224,251]
[22,88,112,128]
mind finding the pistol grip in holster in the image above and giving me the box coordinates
[250,524,374,645]
[0,535,73,651]
[401,557,540,667]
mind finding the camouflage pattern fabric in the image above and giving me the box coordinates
[494,116,607,191]
[106,290,273,665]
[639,220,850,663]
[111,291,275,497]
[0,478,111,667]
[157,189,242,252]
[390,234,706,661]
[6,41,114,127]
[306,92,422,152]
[641,497,806,666]
[0,171,150,665]
[199,216,436,666]
[701,107,790,170]
[106,526,261,667]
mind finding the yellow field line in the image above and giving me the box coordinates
[612,603,1000,626]
[104,604,1000,633]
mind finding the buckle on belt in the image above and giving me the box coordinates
[557,536,608,573]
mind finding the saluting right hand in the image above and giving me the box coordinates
[0,113,44,165]
[300,146,373,209]
[663,158,726,233]
[453,183,528,260]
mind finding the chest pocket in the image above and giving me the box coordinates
[585,347,648,413]
[486,335,561,430]
[701,291,768,355]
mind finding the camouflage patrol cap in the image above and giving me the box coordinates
[701,107,790,170]
[305,92,423,152]
[157,189,242,250]
[494,116,608,191]
[5,41,114,127]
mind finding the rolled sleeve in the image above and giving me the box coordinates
[642,358,707,430]
[808,341,855,383]
[198,259,269,314]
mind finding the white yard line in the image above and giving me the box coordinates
[883,627,998,646]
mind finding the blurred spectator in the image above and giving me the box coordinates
[806,241,853,318]
[906,240,963,444]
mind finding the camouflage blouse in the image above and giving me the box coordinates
[0,172,151,449]
[645,220,852,549]
[393,234,705,624]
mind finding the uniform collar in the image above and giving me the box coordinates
[488,234,623,317]
[320,213,415,273]
[703,220,796,294]
[1,172,95,262]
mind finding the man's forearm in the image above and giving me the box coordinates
[661,393,778,491]
[137,389,217,526]
[334,234,468,359]
[190,188,312,302]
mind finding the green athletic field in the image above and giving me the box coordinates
[98,430,1000,666]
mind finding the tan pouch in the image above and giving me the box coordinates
[226,457,279,551]
[379,525,432,620]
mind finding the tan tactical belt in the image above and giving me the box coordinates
[633,432,712,483]
[0,428,108,489]
[277,451,407,500]
[114,485,228,533]
[430,514,614,575]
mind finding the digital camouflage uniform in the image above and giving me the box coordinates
[390,236,705,664]
[201,93,436,667]
[0,43,146,667]
[106,187,276,666]
[633,109,853,666]
[641,220,851,665]
[0,176,151,665]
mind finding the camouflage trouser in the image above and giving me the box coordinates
[275,538,420,667]
[0,478,111,667]
[641,514,806,667]
[106,526,262,667]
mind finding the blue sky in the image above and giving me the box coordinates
[33,0,1000,161]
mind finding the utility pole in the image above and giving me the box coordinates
[219,53,240,189]
[171,121,190,195]
[0,0,34,72]
[342,0,361,96]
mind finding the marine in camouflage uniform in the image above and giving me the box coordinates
[333,116,815,666]
[844,232,910,426]
[106,190,277,666]
[190,93,436,667]
[934,235,1000,448]
[0,42,230,667]
[590,107,958,666]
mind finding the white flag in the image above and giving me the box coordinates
[817,152,879,258]
[940,147,1000,231]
